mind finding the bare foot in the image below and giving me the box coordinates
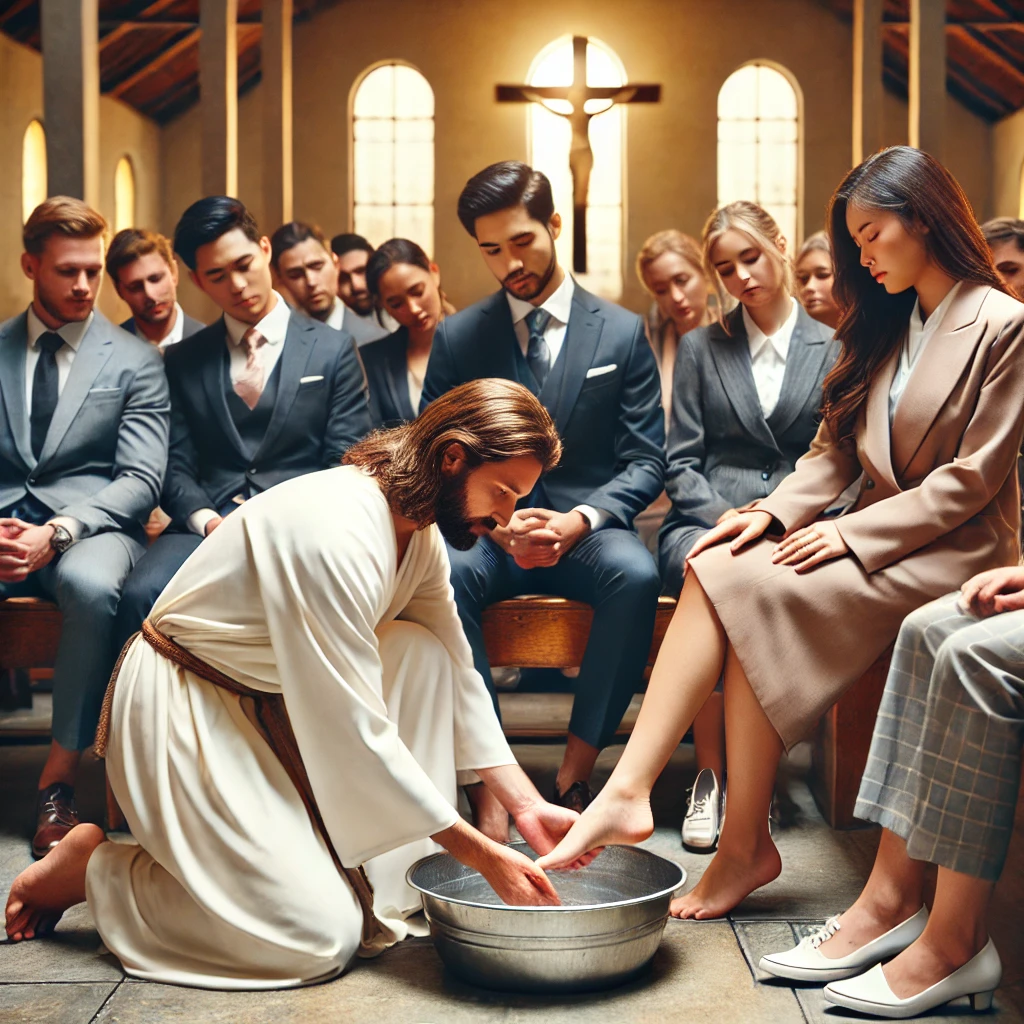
[816,899,924,960]
[467,785,510,844]
[535,786,654,871]
[670,836,781,919]
[5,823,106,941]
[882,934,986,999]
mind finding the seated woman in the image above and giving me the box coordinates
[362,239,454,429]
[761,565,1024,1017]
[796,231,842,330]
[538,146,1024,925]
[658,202,836,850]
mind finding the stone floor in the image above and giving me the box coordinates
[1,725,1022,1023]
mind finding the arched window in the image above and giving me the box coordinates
[114,156,136,233]
[717,62,801,246]
[528,37,625,300]
[22,120,47,224]
[352,63,434,252]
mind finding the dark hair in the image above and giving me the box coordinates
[822,146,1005,443]
[173,196,261,270]
[366,238,432,298]
[106,228,175,283]
[270,221,330,269]
[330,233,374,259]
[457,161,555,237]
[981,217,1024,255]
[344,379,561,527]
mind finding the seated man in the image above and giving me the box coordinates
[421,161,665,831]
[107,228,205,349]
[271,220,344,326]
[5,380,582,993]
[114,197,372,648]
[330,233,395,344]
[0,197,169,858]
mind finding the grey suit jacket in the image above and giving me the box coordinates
[660,304,837,557]
[0,310,170,539]
[121,311,205,342]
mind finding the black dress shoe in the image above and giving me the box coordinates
[553,780,593,814]
[32,783,79,860]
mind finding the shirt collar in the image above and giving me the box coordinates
[742,297,799,361]
[158,303,187,350]
[326,297,346,332]
[909,280,963,337]
[224,291,290,347]
[505,271,575,326]
[26,305,93,353]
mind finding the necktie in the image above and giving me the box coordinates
[525,307,553,391]
[234,328,267,410]
[30,332,63,458]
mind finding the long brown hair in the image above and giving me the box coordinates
[343,379,562,526]
[823,146,1006,443]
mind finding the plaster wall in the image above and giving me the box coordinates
[993,107,1024,219]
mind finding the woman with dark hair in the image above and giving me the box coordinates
[537,147,1024,942]
[363,239,455,429]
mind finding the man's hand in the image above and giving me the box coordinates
[204,515,224,537]
[503,508,590,570]
[0,520,55,583]
[513,800,599,867]
[959,566,1024,618]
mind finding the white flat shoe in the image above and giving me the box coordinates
[682,768,721,850]
[758,907,928,983]
[823,938,1001,1019]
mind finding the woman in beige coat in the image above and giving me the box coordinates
[539,147,1024,920]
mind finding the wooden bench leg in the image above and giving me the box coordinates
[0,668,33,711]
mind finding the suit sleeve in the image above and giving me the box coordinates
[578,317,666,527]
[58,346,170,537]
[419,319,460,412]
[323,330,372,466]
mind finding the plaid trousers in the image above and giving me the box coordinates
[855,591,1024,881]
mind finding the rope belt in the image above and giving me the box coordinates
[95,619,383,952]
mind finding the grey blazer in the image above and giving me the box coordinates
[0,310,170,539]
[121,310,205,342]
[660,303,837,559]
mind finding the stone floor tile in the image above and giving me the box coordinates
[0,981,119,1024]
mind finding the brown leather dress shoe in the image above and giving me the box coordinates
[553,780,593,815]
[32,783,79,860]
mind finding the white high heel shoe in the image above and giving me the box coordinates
[758,907,928,983]
[823,938,1002,1019]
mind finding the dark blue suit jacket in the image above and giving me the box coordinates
[420,284,665,528]
[161,311,371,524]
[361,327,416,429]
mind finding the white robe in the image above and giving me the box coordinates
[86,466,514,990]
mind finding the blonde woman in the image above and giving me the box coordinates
[796,231,842,330]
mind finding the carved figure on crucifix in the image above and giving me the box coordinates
[497,36,661,273]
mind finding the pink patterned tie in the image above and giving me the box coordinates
[234,327,266,410]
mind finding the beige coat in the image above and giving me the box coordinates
[689,283,1024,749]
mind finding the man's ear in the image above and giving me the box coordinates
[20,252,37,282]
[188,268,203,292]
[258,236,273,259]
[549,212,562,242]
[441,441,468,477]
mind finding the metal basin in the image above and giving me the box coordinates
[407,842,685,993]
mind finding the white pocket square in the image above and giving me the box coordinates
[88,386,121,393]
[585,364,617,379]
[299,375,325,384]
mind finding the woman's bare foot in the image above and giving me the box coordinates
[881,933,987,999]
[5,823,106,941]
[671,834,781,919]
[535,786,654,870]
[816,897,925,960]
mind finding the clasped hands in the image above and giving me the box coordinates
[0,517,56,583]
[490,507,590,569]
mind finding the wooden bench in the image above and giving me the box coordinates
[1,592,888,828]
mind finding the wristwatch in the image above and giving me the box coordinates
[48,523,73,555]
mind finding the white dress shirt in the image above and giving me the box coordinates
[24,307,95,543]
[742,298,799,419]
[188,292,291,536]
[157,303,188,351]
[889,281,962,422]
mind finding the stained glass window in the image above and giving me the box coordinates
[22,120,47,224]
[352,63,434,252]
[114,156,136,233]
[717,63,801,246]
[528,37,625,300]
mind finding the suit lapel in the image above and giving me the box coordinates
[0,314,34,469]
[385,328,413,421]
[479,291,521,384]
[202,318,248,459]
[37,315,114,466]
[552,288,603,432]
[254,313,313,459]
[889,282,990,477]
[765,306,830,438]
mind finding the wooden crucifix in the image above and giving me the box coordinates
[497,36,660,273]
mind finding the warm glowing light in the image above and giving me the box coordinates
[22,120,47,224]
[114,156,136,233]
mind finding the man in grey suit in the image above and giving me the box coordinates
[0,198,170,858]
[107,228,204,349]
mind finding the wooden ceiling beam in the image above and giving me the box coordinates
[0,0,36,29]
[108,27,200,98]
[98,0,180,51]
[951,25,1024,91]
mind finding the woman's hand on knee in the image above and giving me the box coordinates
[686,510,774,567]
[959,566,1024,618]
[771,521,849,573]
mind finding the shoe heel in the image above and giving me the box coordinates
[969,990,995,1012]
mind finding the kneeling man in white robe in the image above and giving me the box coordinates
[6,378,580,990]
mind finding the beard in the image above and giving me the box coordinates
[434,470,496,551]
[501,241,558,303]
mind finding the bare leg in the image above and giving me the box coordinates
[671,646,783,918]
[38,741,81,790]
[466,784,510,843]
[880,867,994,998]
[691,693,726,781]
[5,823,106,941]
[537,575,726,869]
[817,829,927,959]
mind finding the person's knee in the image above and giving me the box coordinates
[602,543,661,604]
[54,560,124,617]
[657,537,687,599]
[378,621,447,673]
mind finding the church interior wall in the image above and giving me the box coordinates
[992,107,1024,219]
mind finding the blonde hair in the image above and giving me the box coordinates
[23,196,109,257]
[635,230,705,292]
[701,201,793,323]
[797,230,831,264]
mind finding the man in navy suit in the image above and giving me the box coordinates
[107,229,204,349]
[421,162,664,835]
[114,198,372,647]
